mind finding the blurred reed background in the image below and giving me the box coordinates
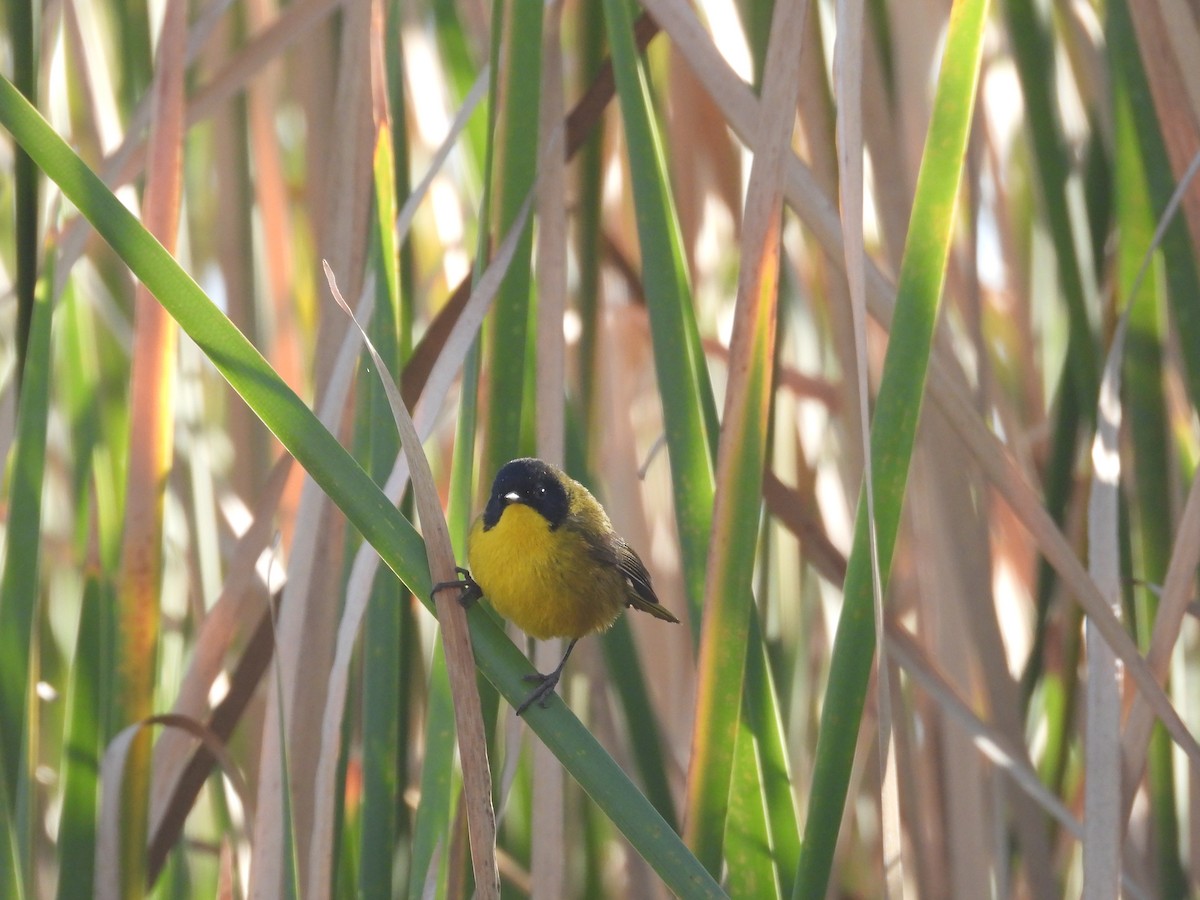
[1,0,1200,896]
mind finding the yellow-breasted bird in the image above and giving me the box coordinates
[436,457,680,715]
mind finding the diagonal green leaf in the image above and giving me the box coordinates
[0,74,722,899]
[8,0,37,393]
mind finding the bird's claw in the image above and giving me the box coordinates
[516,671,560,716]
[431,567,482,608]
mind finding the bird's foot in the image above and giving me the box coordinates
[431,567,481,609]
[516,670,561,716]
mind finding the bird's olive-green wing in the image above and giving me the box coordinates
[567,513,681,624]
[612,539,680,624]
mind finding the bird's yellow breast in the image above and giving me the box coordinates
[467,503,626,641]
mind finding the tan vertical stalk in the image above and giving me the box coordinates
[1123,0,1200,259]
[1083,323,1128,900]
[113,0,187,894]
[246,0,303,515]
[250,1,375,893]
[532,1,568,896]
[834,0,903,891]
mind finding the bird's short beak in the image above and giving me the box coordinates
[504,491,521,502]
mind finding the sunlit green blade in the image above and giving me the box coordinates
[793,0,990,893]
[725,714,777,898]
[482,0,544,474]
[746,614,799,897]
[600,0,718,634]
[1110,2,1189,893]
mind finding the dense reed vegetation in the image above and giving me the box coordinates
[2,0,1200,895]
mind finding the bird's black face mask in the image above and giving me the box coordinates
[482,458,570,531]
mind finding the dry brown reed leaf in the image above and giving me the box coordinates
[833,0,905,890]
[925,349,1200,763]
[889,626,1154,900]
[322,262,500,896]
[100,714,254,900]
[645,0,1200,762]
[907,441,990,898]
[536,3,568,469]
[793,3,866,493]
[110,0,188,892]
[148,594,277,881]
[247,244,380,897]
[1124,0,1200,261]
[189,0,343,128]
[924,411,1057,896]
[666,50,743,281]
[148,456,291,848]
[315,0,374,337]
[762,469,847,586]
[908,414,1058,898]
[244,0,303,404]
[250,4,379,892]
[886,626,1080,838]
[1083,316,1127,898]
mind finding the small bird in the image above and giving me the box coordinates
[436,457,680,715]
